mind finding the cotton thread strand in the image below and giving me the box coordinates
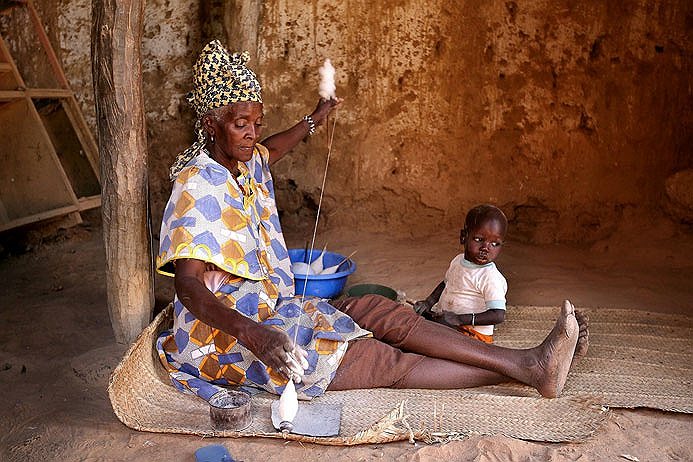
[294,108,339,348]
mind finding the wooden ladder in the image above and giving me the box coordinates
[0,0,100,233]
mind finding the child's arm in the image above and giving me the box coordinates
[432,309,506,328]
[413,281,446,315]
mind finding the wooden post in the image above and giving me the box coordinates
[225,0,262,54]
[92,0,153,343]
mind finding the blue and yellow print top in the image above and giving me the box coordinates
[155,145,370,401]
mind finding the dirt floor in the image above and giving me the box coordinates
[0,209,691,461]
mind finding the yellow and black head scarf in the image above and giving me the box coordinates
[170,40,263,180]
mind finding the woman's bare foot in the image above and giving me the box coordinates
[531,300,579,398]
[572,309,590,366]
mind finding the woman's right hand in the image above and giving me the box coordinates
[244,323,309,382]
[174,259,309,381]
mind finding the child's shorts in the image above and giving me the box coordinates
[457,325,494,344]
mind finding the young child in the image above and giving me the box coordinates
[414,204,508,343]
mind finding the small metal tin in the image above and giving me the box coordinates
[209,389,252,431]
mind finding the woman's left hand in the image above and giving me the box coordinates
[310,97,343,126]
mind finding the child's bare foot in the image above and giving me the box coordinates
[572,309,590,366]
[530,300,579,398]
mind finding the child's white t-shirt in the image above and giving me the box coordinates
[431,253,507,336]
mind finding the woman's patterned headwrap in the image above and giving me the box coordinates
[170,40,263,180]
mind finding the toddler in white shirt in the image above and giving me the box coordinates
[414,204,508,343]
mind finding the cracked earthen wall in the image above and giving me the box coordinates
[3,0,691,243]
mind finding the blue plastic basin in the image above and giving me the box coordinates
[288,249,357,299]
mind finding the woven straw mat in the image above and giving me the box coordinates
[108,304,693,445]
[488,306,693,414]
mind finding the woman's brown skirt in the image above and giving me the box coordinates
[327,295,427,390]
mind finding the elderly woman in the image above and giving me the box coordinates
[156,41,587,403]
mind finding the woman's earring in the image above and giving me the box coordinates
[210,134,215,145]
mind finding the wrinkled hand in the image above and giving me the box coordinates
[244,324,309,382]
[311,97,343,126]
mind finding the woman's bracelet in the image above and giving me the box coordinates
[471,312,475,326]
[303,115,316,135]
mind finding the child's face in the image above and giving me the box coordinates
[461,218,505,265]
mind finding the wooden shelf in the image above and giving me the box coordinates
[28,88,73,98]
[78,195,101,211]
[0,0,100,234]
[0,89,73,100]
[0,203,79,233]
[0,89,23,100]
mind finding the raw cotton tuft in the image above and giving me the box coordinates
[319,59,336,100]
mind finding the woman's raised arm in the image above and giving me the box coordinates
[263,97,343,164]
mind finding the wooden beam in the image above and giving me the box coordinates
[0,203,79,232]
[77,194,101,211]
[25,0,69,89]
[0,90,23,100]
[26,88,72,98]
[93,0,153,344]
